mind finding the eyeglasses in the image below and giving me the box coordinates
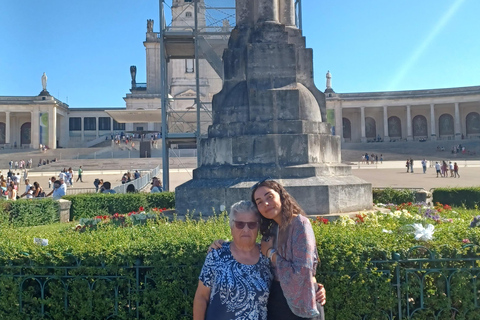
[234,220,258,230]
[250,177,270,190]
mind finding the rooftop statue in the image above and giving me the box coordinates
[41,72,47,91]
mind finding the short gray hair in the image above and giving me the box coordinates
[229,200,260,228]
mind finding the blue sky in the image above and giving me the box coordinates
[1,0,479,108]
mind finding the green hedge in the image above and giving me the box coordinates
[0,205,479,319]
[63,192,175,220]
[372,187,416,204]
[433,187,480,208]
[0,215,229,319]
[0,198,59,227]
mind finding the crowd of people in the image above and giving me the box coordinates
[434,161,460,178]
[436,144,477,156]
[8,159,33,170]
[404,158,461,178]
[1,173,47,201]
[361,153,383,164]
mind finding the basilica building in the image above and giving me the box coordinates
[1,0,479,149]
[325,71,480,143]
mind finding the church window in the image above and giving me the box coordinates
[99,117,111,130]
[84,117,96,131]
[69,117,81,131]
[186,59,194,73]
[113,120,125,131]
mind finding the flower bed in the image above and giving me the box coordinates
[74,206,169,231]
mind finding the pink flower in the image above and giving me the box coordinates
[463,239,471,244]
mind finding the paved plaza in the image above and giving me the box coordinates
[1,141,479,194]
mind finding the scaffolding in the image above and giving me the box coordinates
[158,0,303,191]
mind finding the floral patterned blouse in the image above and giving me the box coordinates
[199,242,273,320]
[274,214,320,318]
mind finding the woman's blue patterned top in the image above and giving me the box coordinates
[199,242,273,320]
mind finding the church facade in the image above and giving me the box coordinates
[1,0,479,149]
[324,71,480,143]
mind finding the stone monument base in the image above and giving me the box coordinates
[175,172,372,216]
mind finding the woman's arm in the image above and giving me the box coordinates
[273,217,320,317]
[193,280,211,320]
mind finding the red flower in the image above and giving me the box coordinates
[321,218,329,224]
[139,206,144,211]
[355,214,365,223]
[162,208,167,210]
[103,215,108,220]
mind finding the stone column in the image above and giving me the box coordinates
[279,0,295,26]
[383,106,389,142]
[236,0,254,26]
[95,117,99,138]
[406,105,413,141]
[31,108,40,148]
[110,118,114,134]
[256,0,278,23]
[454,102,461,140]
[360,107,366,142]
[147,122,154,132]
[5,111,10,144]
[126,123,134,134]
[81,116,85,142]
[430,103,436,140]
[48,107,57,148]
[334,103,343,140]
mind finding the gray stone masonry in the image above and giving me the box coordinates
[175,5,372,216]
[58,199,71,223]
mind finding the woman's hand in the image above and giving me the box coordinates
[316,283,326,306]
[261,237,274,256]
[207,239,225,252]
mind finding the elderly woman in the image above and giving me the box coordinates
[193,200,273,320]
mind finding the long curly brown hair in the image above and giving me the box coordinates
[250,180,306,237]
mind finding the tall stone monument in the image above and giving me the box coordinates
[175,0,372,215]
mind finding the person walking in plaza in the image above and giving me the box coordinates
[454,162,460,178]
[76,166,83,182]
[421,159,427,174]
[406,159,410,173]
[449,162,454,177]
[442,161,448,177]
[410,158,414,173]
[435,162,441,177]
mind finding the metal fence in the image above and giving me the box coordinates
[0,260,197,319]
[319,245,480,320]
[3,245,480,319]
[113,166,160,194]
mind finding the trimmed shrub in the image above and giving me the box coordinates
[63,192,175,220]
[433,187,480,209]
[0,198,59,227]
[372,187,415,204]
[0,205,479,319]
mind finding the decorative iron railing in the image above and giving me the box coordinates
[3,246,480,319]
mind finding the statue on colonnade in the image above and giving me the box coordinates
[41,72,47,91]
